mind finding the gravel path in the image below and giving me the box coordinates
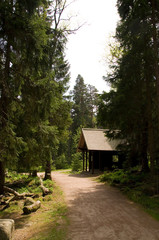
[52,171,159,240]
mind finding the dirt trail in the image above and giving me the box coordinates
[52,171,159,240]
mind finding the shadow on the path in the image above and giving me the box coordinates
[68,171,103,178]
[65,173,159,240]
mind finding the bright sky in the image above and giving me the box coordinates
[64,0,119,93]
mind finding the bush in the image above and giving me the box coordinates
[99,168,147,186]
[55,154,69,169]
[71,152,82,172]
[99,169,128,185]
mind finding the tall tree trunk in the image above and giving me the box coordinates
[0,31,11,194]
[145,57,155,173]
[141,124,149,172]
[147,91,155,173]
[0,161,5,194]
[0,41,10,195]
[44,159,51,180]
[151,0,159,172]
[151,0,159,128]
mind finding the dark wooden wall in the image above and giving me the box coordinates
[88,150,124,173]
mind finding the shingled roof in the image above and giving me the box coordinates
[78,128,120,152]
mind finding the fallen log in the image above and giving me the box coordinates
[1,196,16,211]
[4,186,35,200]
[24,197,35,206]
[23,200,41,214]
[0,188,36,211]
[39,177,52,196]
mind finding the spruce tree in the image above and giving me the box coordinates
[0,0,48,193]
[98,0,159,172]
[0,0,71,192]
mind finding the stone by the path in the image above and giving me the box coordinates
[0,219,14,240]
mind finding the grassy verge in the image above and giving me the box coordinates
[0,172,69,240]
[55,169,83,175]
[99,169,159,221]
[29,184,69,240]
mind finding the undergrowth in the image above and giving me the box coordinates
[1,171,68,240]
[99,168,159,221]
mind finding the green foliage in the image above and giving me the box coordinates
[97,0,159,172]
[67,75,99,163]
[55,154,69,170]
[5,171,41,193]
[0,0,72,192]
[100,170,127,184]
[71,152,82,172]
[99,168,145,186]
[6,171,54,194]
[72,127,82,153]
[71,75,99,131]
[43,179,54,192]
[16,177,41,194]
[5,171,29,182]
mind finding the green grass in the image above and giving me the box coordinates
[1,171,69,240]
[28,184,69,240]
[52,168,83,175]
[52,168,71,172]
[99,169,159,221]
[5,171,29,182]
[30,227,67,240]
[125,188,159,221]
[29,203,69,240]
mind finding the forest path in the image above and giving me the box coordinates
[52,171,159,240]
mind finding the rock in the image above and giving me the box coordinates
[24,197,35,206]
[0,219,14,240]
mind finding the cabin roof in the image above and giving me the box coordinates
[78,128,120,152]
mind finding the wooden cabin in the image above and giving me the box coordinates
[78,128,124,173]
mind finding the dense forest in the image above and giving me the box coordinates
[0,0,99,194]
[98,0,159,174]
[1,0,159,197]
[0,0,72,194]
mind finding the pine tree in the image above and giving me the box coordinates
[67,75,99,163]
[17,2,72,179]
[71,74,98,132]
[86,84,98,128]
[71,75,88,131]
[98,0,159,172]
[0,0,48,194]
[0,0,72,192]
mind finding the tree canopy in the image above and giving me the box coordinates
[0,0,71,193]
[97,0,159,173]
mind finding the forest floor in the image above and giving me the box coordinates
[0,174,68,240]
[52,171,159,240]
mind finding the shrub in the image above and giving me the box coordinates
[55,154,69,169]
[99,168,147,186]
[100,169,128,185]
[71,152,82,172]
